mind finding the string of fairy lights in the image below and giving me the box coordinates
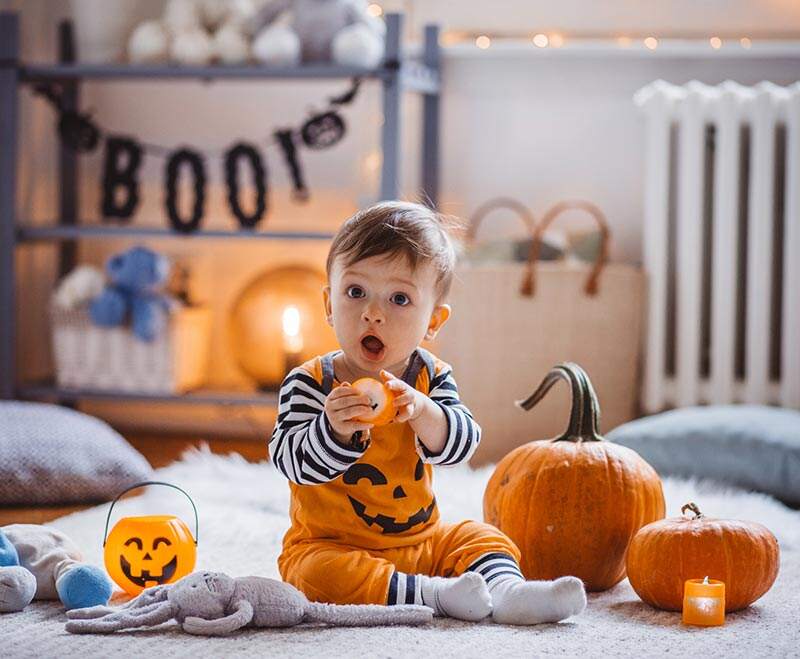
[465,33,759,52]
[365,2,793,53]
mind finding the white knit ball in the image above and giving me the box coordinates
[171,28,214,65]
[252,24,301,66]
[332,23,383,68]
[199,0,229,30]
[213,23,250,64]
[53,265,106,310]
[127,21,170,63]
[164,0,202,34]
[226,0,259,29]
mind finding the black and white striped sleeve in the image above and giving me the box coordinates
[269,367,365,485]
[416,366,481,466]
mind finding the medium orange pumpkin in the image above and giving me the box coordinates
[626,502,780,612]
[483,363,665,591]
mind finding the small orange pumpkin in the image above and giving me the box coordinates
[626,502,780,612]
[352,377,397,426]
[483,363,665,591]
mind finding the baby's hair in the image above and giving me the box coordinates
[326,201,462,300]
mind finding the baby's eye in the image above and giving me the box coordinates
[390,292,410,306]
[346,285,365,299]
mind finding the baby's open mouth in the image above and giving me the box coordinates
[360,334,386,361]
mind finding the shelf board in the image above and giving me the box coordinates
[16,225,335,242]
[19,62,387,81]
[17,381,278,406]
[17,62,439,92]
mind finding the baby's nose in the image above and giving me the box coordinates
[362,307,384,323]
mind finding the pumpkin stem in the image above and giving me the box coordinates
[516,363,602,441]
[569,363,602,440]
[681,502,704,519]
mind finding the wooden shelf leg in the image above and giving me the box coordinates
[0,12,19,400]
[421,24,440,209]
[380,13,402,201]
[58,19,79,279]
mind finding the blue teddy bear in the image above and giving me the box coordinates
[89,246,173,342]
[0,525,113,612]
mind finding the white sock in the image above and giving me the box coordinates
[467,553,587,625]
[387,571,492,622]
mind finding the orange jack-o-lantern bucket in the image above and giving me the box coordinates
[103,481,199,596]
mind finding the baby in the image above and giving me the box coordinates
[269,201,586,624]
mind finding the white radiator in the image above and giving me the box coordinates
[635,80,800,412]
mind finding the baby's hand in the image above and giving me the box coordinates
[324,383,374,444]
[380,370,429,423]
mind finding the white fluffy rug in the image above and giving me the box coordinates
[5,448,800,658]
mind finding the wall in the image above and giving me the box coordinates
[5,0,799,435]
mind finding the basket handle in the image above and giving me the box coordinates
[521,200,610,297]
[466,197,537,244]
[102,481,199,547]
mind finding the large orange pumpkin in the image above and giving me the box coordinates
[626,502,780,612]
[483,363,665,591]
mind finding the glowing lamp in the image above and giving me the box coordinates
[229,266,337,388]
[103,481,198,596]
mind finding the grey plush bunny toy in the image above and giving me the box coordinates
[66,571,432,635]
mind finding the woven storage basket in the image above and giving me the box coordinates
[51,304,213,394]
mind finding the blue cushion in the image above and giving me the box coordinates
[0,401,153,505]
[607,405,800,505]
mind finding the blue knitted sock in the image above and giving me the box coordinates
[0,529,20,567]
[56,564,113,610]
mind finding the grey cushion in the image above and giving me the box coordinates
[0,401,153,505]
[608,405,800,505]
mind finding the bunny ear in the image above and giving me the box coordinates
[122,584,170,609]
[66,585,169,620]
[65,601,177,634]
[182,600,254,636]
[66,604,117,620]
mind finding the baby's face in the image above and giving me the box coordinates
[324,253,450,376]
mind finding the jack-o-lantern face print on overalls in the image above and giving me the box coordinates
[343,452,436,535]
[283,348,442,551]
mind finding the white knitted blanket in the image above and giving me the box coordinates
[5,448,800,658]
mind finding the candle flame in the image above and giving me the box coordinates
[282,306,300,337]
[703,576,709,584]
[282,306,304,353]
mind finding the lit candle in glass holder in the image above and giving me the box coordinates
[281,306,304,374]
[682,576,725,626]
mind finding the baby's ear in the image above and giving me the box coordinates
[322,286,333,326]
[425,304,451,340]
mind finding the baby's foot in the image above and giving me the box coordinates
[491,576,586,625]
[422,572,492,621]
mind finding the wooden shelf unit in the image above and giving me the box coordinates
[0,11,441,404]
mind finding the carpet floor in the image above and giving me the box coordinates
[5,448,800,658]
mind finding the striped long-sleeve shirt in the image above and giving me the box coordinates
[269,348,481,486]
[271,348,481,549]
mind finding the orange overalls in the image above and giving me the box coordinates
[273,348,521,605]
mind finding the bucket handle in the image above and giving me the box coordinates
[102,481,199,547]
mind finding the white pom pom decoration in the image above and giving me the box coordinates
[252,24,301,66]
[213,23,250,64]
[53,265,106,310]
[128,21,170,64]
[199,0,229,30]
[332,23,383,68]
[171,28,214,65]
[164,0,202,35]
[227,0,259,29]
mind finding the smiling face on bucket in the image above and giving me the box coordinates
[324,253,450,378]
